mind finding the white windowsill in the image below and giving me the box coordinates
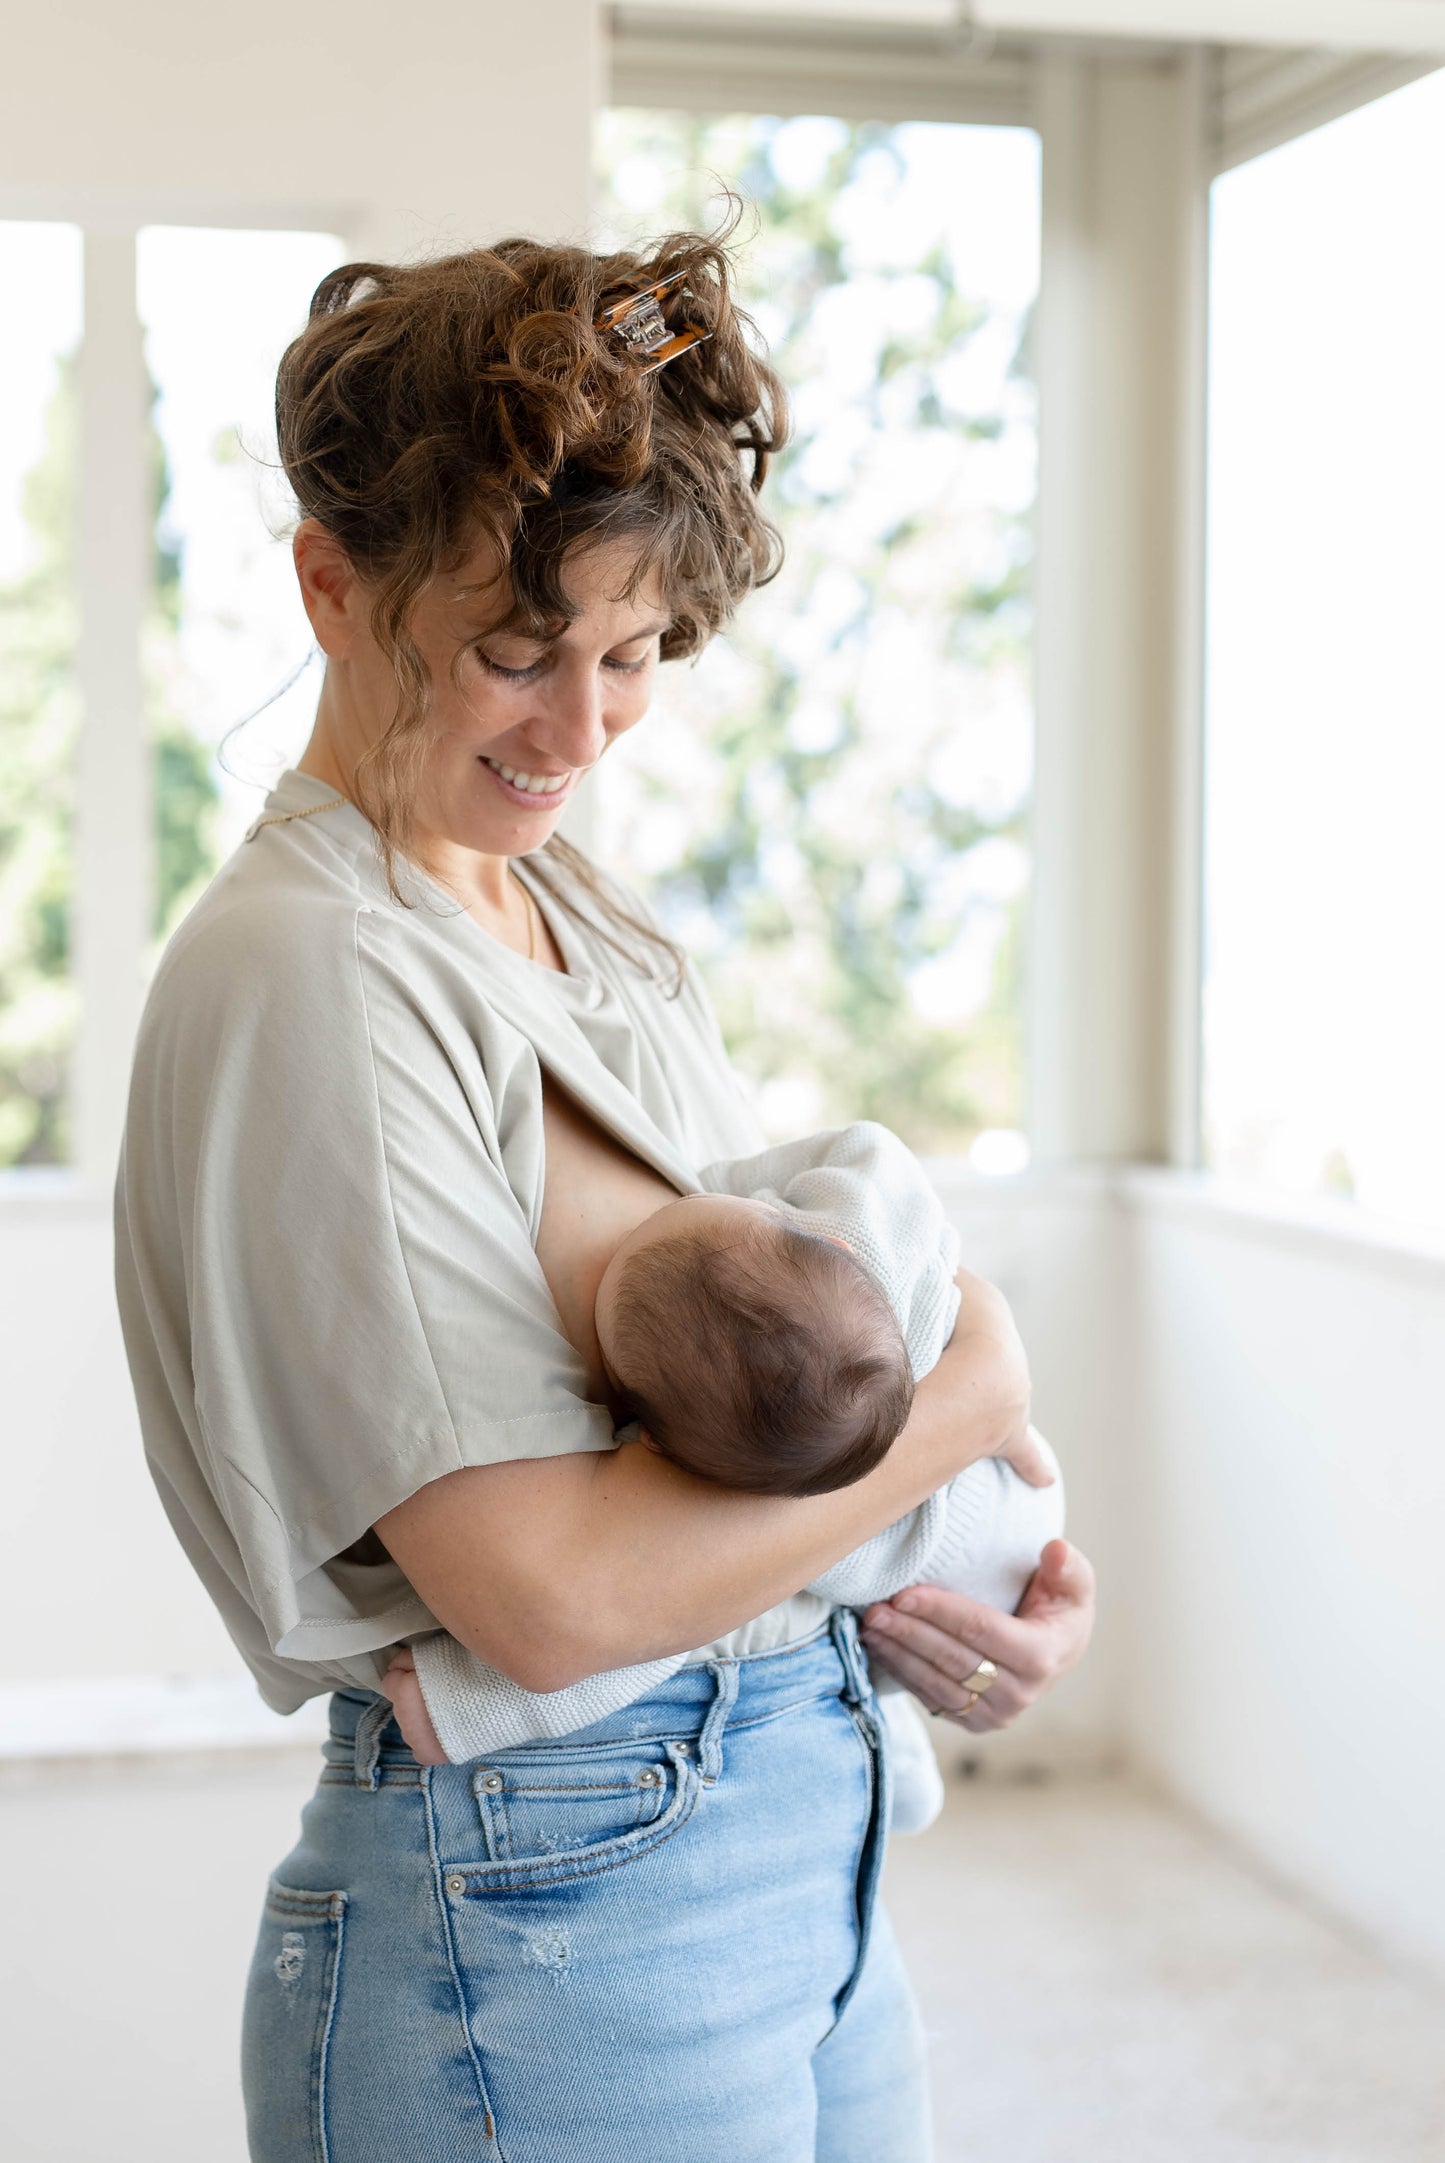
[0,1675,330,1765]
[1116,1164,1445,1283]
[0,1168,109,1221]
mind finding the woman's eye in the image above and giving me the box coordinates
[473,642,656,681]
[474,648,544,683]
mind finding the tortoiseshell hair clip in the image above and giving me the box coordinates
[595,270,711,376]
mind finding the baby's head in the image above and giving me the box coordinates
[594,1195,914,1498]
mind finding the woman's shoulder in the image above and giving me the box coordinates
[150,818,376,1033]
[139,806,480,1106]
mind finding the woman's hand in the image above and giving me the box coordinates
[860,1538,1096,1732]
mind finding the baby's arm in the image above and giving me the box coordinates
[809,1427,1065,1614]
[920,1431,1066,1611]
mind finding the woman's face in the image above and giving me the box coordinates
[298,523,668,860]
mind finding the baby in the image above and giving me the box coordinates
[385,1120,1064,1832]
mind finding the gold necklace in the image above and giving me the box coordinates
[513,872,539,963]
[245,795,347,840]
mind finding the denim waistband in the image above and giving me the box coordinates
[330,1611,875,1791]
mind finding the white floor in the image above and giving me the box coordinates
[3,1754,1441,2162]
[887,1768,1445,2163]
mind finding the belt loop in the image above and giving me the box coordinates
[829,1606,873,1710]
[695,1660,739,1786]
[353,1694,392,1790]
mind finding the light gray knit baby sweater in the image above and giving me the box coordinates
[411,1120,1061,1762]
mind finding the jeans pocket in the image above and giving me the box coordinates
[448,1739,700,1893]
[242,1879,348,2163]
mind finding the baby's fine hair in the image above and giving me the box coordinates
[608,1217,915,1498]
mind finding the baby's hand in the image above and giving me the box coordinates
[380,1649,448,1765]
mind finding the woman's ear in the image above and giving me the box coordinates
[294,519,362,657]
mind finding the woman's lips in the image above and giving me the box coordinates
[479,755,575,812]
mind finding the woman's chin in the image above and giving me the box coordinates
[427,762,571,856]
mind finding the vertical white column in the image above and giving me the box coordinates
[75,228,151,1197]
[1164,48,1212,1172]
[1027,51,1210,1167]
[1028,53,1093,1168]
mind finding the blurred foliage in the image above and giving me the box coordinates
[5,123,1033,1166]
[0,357,78,1165]
[0,349,218,1168]
[596,113,1036,1151]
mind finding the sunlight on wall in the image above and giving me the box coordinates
[1205,71,1445,1230]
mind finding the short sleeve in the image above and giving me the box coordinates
[121,891,614,1668]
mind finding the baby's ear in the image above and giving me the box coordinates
[636,1425,664,1456]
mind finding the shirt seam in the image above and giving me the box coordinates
[352,907,468,1473]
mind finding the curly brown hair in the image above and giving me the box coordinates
[275,227,788,969]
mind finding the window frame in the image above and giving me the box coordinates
[2,29,1437,1210]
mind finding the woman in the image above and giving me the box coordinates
[114,233,1095,2161]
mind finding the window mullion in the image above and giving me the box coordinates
[75,227,151,1199]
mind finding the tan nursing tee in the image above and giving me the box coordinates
[114,766,829,1715]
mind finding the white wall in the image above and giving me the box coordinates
[1121,1175,1445,1977]
[932,1165,1129,1771]
[0,0,600,255]
[0,1197,241,1683]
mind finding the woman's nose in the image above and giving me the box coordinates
[536,664,610,770]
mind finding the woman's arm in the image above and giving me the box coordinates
[376,1268,1038,1694]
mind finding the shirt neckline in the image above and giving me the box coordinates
[259,767,585,985]
[255,769,699,1189]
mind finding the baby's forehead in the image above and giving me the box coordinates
[662,1191,790,1237]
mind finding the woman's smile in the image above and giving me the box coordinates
[478,752,580,810]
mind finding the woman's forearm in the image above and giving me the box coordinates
[376,1273,1031,1692]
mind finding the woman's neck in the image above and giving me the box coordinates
[297,709,517,920]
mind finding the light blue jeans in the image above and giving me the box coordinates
[242,1612,931,2161]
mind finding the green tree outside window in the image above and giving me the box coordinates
[596,112,1037,1154]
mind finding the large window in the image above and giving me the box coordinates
[1204,71,1445,1231]
[138,226,343,935]
[0,222,81,1168]
[0,222,339,1178]
[595,113,1039,1158]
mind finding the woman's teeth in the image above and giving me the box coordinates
[483,758,569,796]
